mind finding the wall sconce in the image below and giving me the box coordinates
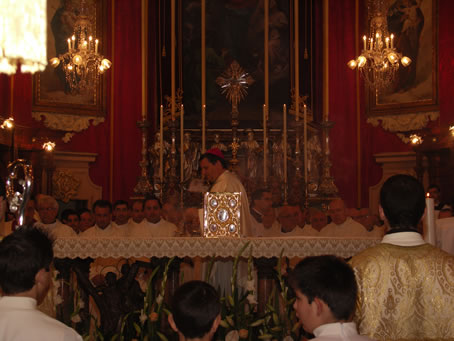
[409,134,422,145]
[42,141,56,152]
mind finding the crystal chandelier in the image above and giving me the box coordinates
[49,0,111,94]
[0,0,47,74]
[347,0,411,91]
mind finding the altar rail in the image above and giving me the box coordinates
[54,237,381,259]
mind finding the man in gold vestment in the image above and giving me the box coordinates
[350,174,454,341]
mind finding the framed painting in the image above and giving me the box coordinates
[366,0,438,118]
[32,0,107,117]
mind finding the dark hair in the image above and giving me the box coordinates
[0,227,54,295]
[200,152,228,169]
[380,174,425,230]
[144,195,162,208]
[92,200,112,213]
[113,200,129,210]
[251,187,271,202]
[78,207,91,215]
[289,255,357,321]
[171,280,220,339]
[428,184,440,192]
[61,208,79,222]
[131,199,144,210]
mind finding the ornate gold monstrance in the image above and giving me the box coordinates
[203,192,241,238]
[216,60,254,169]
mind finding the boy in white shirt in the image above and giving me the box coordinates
[289,255,373,341]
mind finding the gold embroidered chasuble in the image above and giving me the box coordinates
[350,242,454,341]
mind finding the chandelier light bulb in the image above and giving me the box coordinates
[347,59,357,70]
[387,52,398,64]
[357,55,367,68]
[50,58,60,67]
[1,118,14,130]
[42,141,56,152]
[401,56,412,67]
[72,55,82,65]
[98,65,105,73]
[410,134,422,145]
[101,59,112,69]
[67,64,73,70]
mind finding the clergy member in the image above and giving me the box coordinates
[323,198,367,237]
[80,200,124,238]
[36,195,76,238]
[199,148,252,236]
[350,174,454,340]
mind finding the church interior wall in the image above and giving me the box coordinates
[0,0,453,209]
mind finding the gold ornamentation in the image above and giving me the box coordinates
[203,192,241,238]
[367,112,439,143]
[52,170,81,203]
[351,243,454,340]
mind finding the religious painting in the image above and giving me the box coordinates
[32,0,107,117]
[181,0,293,129]
[366,0,438,117]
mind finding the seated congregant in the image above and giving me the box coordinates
[128,196,178,237]
[80,200,124,238]
[350,174,454,340]
[36,195,76,238]
[323,198,368,237]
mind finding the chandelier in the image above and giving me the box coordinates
[49,0,111,94]
[0,0,47,74]
[347,0,411,91]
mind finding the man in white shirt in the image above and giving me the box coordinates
[0,227,82,341]
[199,148,253,236]
[80,200,124,238]
[129,199,145,226]
[250,188,275,236]
[36,195,76,238]
[112,200,130,233]
[323,198,367,237]
[129,196,177,238]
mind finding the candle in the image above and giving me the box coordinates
[263,104,267,182]
[424,194,436,245]
[283,104,287,186]
[304,104,307,190]
[95,39,99,54]
[370,38,373,50]
[160,105,164,184]
[89,36,93,50]
[363,35,366,50]
[71,35,75,49]
[67,38,71,51]
[202,104,206,153]
[390,34,394,48]
[180,104,184,183]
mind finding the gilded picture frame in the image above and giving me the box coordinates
[366,0,438,119]
[32,0,107,117]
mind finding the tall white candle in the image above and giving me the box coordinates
[263,104,267,182]
[180,105,184,183]
[283,104,287,186]
[363,35,366,50]
[67,38,71,51]
[160,105,164,183]
[424,194,436,245]
[95,39,99,54]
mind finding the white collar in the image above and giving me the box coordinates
[313,322,359,338]
[381,231,426,246]
[0,296,37,309]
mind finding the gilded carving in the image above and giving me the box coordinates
[52,170,80,203]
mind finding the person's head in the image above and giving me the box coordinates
[328,198,347,225]
[144,196,162,224]
[438,208,452,219]
[131,200,145,224]
[289,255,357,334]
[92,200,112,230]
[278,205,299,232]
[309,209,328,232]
[169,281,221,341]
[200,149,228,183]
[380,174,425,231]
[0,227,54,304]
[183,207,201,236]
[78,208,94,232]
[162,202,182,226]
[37,195,59,224]
[61,209,80,233]
[113,200,129,225]
[427,184,441,204]
[262,208,276,229]
[251,188,273,214]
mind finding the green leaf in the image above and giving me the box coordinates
[258,334,273,339]
[219,319,229,328]
[156,331,168,341]
[249,319,265,327]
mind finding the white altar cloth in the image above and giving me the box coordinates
[54,237,380,259]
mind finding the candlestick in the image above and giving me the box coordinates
[72,35,75,50]
[304,104,307,190]
[390,34,394,48]
[95,39,99,54]
[385,37,389,49]
[283,104,287,186]
[424,194,436,245]
[263,104,267,183]
[180,105,184,183]
[202,104,206,153]
[363,35,366,50]
[160,105,164,184]
[67,38,71,51]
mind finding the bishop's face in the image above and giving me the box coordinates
[200,158,222,183]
